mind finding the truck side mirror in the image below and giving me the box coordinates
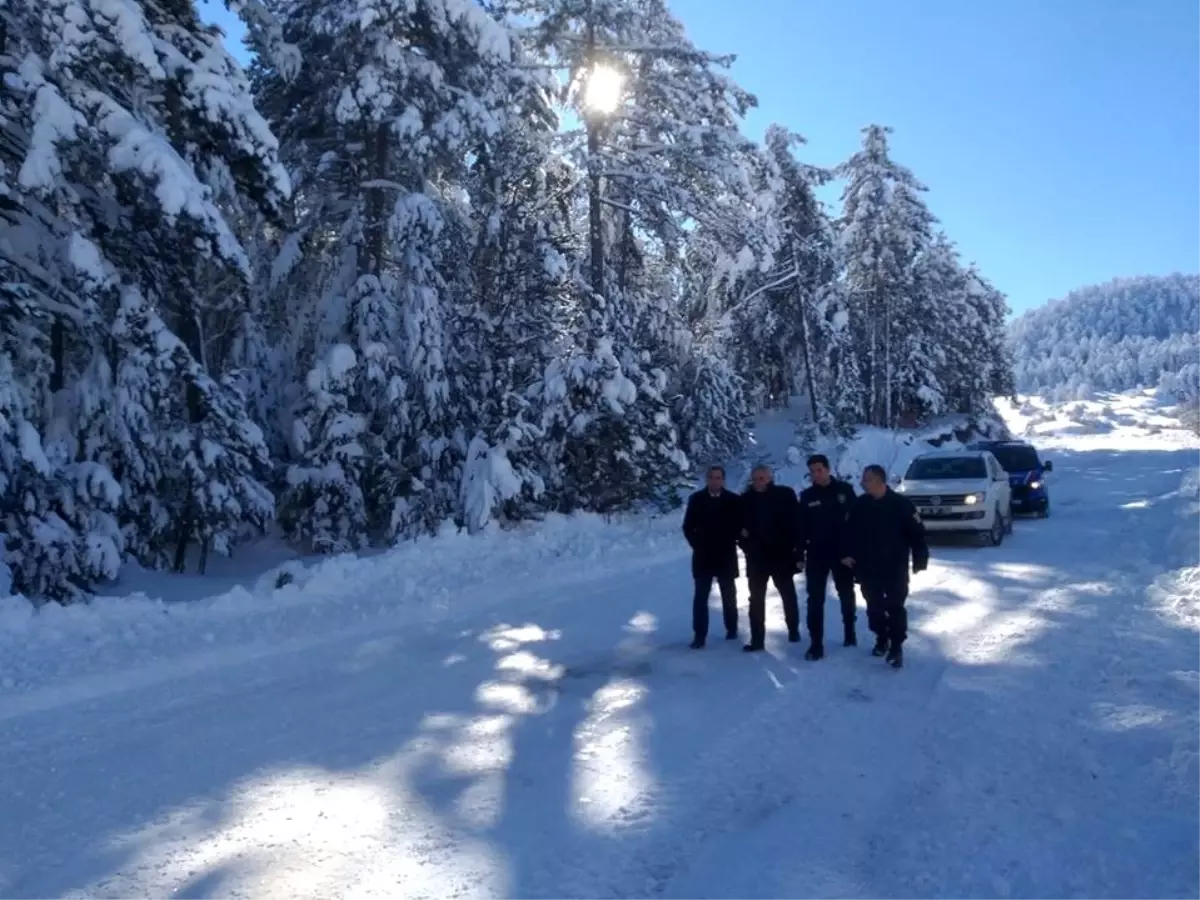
[1043,460,1053,472]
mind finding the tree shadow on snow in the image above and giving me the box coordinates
[0,447,1195,899]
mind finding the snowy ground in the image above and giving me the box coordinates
[1,394,1197,899]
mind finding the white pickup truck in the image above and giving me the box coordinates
[897,449,1014,545]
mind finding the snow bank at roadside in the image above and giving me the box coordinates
[1150,467,1200,632]
[0,511,686,700]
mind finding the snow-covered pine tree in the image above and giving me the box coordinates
[837,126,1017,426]
[963,265,1016,408]
[5,0,290,583]
[0,13,125,596]
[253,0,516,543]
[721,124,860,427]
[880,175,941,420]
[279,343,371,553]
[674,338,749,465]
[456,49,579,529]
[501,0,758,507]
[838,124,945,426]
[97,287,275,573]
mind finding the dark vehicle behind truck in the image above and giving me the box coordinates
[969,440,1053,517]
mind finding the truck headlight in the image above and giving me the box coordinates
[1029,480,1043,490]
[963,492,985,505]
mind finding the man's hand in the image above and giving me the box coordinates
[840,557,855,568]
[794,552,805,573]
[912,559,928,574]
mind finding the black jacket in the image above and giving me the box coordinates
[682,489,742,579]
[798,478,857,561]
[738,483,799,575]
[843,488,930,583]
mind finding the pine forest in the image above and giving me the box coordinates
[0,0,1015,599]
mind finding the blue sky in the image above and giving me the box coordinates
[202,0,1198,315]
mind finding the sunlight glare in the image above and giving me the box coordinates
[626,611,657,633]
[496,649,565,682]
[479,623,561,653]
[584,64,623,115]
[90,766,508,899]
[474,680,539,715]
[570,678,654,830]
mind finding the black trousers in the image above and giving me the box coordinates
[693,575,738,639]
[805,556,857,645]
[860,577,909,646]
[746,567,800,647]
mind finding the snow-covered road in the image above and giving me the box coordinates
[1,419,1197,898]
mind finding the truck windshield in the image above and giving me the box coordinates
[987,445,1041,472]
[906,457,986,480]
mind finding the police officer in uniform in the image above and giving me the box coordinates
[797,454,859,660]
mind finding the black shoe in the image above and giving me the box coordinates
[725,629,738,640]
[689,637,705,650]
[804,643,824,661]
[886,645,903,668]
[871,636,889,657]
[843,628,857,648]
[743,642,764,653]
[787,630,801,643]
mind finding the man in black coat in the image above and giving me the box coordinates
[738,464,801,652]
[841,464,930,669]
[682,465,743,649]
[798,454,859,661]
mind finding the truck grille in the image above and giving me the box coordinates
[907,494,971,507]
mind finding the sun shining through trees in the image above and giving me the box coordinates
[583,63,624,115]
[3,0,1019,598]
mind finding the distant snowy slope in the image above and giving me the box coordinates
[995,389,1198,450]
[1008,274,1199,401]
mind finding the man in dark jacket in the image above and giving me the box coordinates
[682,465,743,649]
[841,464,929,669]
[738,464,801,652]
[798,454,859,661]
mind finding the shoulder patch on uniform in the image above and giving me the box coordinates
[807,500,821,507]
[838,494,847,504]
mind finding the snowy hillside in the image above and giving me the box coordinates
[1008,273,1199,402]
[0,392,1196,898]
[998,389,1199,449]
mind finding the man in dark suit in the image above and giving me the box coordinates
[738,464,801,652]
[682,465,743,649]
